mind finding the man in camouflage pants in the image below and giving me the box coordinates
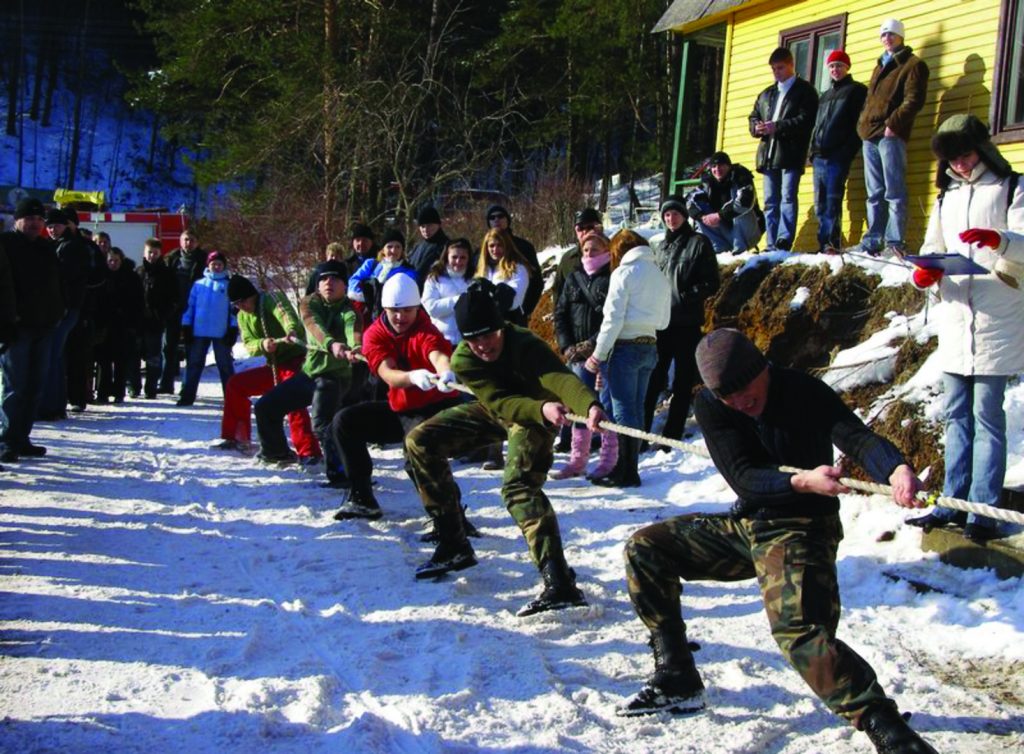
[405,279,606,616]
[619,328,939,754]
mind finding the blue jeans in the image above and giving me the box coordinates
[179,336,235,403]
[39,307,80,415]
[761,169,801,249]
[812,157,851,250]
[0,324,55,452]
[862,136,907,250]
[696,185,764,253]
[571,361,610,411]
[606,341,657,430]
[935,372,1008,529]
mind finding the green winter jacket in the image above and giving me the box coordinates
[237,292,305,364]
[452,324,598,428]
[299,292,358,380]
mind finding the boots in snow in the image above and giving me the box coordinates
[517,554,587,617]
[415,511,478,579]
[420,505,480,542]
[333,483,383,520]
[586,431,619,479]
[591,435,641,488]
[550,425,591,479]
[617,626,706,717]
[860,704,939,754]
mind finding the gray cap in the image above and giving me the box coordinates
[696,328,768,396]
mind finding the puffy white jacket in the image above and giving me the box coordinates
[593,245,672,360]
[482,263,529,312]
[920,163,1024,375]
[422,272,470,345]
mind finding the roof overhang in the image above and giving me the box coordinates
[651,0,763,34]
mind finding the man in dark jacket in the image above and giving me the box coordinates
[161,229,206,392]
[60,209,106,412]
[552,207,603,310]
[855,19,930,255]
[644,196,719,445]
[0,198,64,461]
[618,329,939,754]
[407,206,449,287]
[749,47,819,252]
[811,50,868,253]
[304,224,377,296]
[685,153,763,254]
[138,238,179,398]
[38,208,91,420]
[486,204,543,318]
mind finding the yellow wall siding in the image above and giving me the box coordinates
[708,0,1015,252]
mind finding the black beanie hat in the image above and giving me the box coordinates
[486,204,510,226]
[350,222,374,241]
[574,207,601,226]
[659,195,686,217]
[455,278,506,339]
[14,198,46,220]
[315,259,348,280]
[45,208,67,226]
[381,227,405,247]
[227,274,258,302]
[695,328,768,396]
[416,206,441,225]
[709,151,732,166]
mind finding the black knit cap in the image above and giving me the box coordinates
[486,204,510,225]
[315,259,348,280]
[381,227,405,247]
[696,328,768,396]
[574,207,601,226]
[14,197,45,220]
[455,278,506,339]
[416,206,441,225]
[350,222,374,240]
[44,208,67,226]
[227,274,258,303]
[709,151,732,166]
[659,194,686,217]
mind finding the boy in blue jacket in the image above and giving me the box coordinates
[178,251,236,406]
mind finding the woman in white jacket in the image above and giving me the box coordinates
[907,114,1024,541]
[585,229,671,487]
[422,238,474,346]
[476,228,530,326]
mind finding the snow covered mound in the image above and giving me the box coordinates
[2,370,1022,752]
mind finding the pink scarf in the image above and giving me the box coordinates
[582,252,610,276]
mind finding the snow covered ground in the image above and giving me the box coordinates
[3,344,1023,752]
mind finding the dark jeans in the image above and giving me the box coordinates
[39,307,80,415]
[332,398,460,487]
[255,371,316,457]
[0,324,55,452]
[65,316,96,408]
[812,156,852,250]
[141,326,165,398]
[161,315,183,391]
[644,324,702,441]
[179,336,235,403]
[96,327,139,401]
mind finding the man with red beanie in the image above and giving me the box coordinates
[811,50,867,253]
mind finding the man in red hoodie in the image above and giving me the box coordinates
[330,273,462,520]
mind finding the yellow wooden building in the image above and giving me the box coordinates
[655,0,1024,251]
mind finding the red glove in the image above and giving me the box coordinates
[912,266,944,288]
[960,228,1001,249]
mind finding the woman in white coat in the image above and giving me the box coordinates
[585,229,671,487]
[476,228,530,326]
[422,238,474,346]
[907,114,1024,541]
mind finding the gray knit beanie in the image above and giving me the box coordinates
[696,328,768,396]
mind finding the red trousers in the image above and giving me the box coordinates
[221,360,320,458]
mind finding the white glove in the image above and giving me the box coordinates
[407,369,436,391]
[435,369,457,393]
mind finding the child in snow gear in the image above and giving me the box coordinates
[177,251,235,406]
[618,329,939,754]
[405,279,606,615]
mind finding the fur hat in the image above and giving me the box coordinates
[455,279,507,339]
[14,198,46,220]
[227,275,258,302]
[695,328,768,396]
[350,222,374,240]
[416,206,441,226]
[381,272,420,309]
[931,114,1011,178]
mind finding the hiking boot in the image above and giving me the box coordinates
[963,522,998,543]
[420,505,479,541]
[257,450,297,465]
[517,556,587,617]
[861,704,938,754]
[333,484,382,520]
[617,627,706,717]
[905,510,966,533]
[416,513,477,579]
[482,442,504,471]
[18,442,47,457]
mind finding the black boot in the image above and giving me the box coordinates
[420,505,480,542]
[415,511,478,579]
[592,436,641,488]
[905,510,966,532]
[333,482,382,520]
[860,704,939,754]
[617,626,706,717]
[517,554,587,617]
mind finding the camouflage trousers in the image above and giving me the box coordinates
[624,512,890,726]
[405,401,565,567]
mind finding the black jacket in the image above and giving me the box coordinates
[98,263,145,332]
[552,245,581,311]
[53,229,93,310]
[553,262,610,352]
[408,229,449,286]
[748,77,819,172]
[656,226,719,329]
[0,230,63,328]
[694,366,906,520]
[164,246,206,311]
[811,75,868,164]
[138,259,179,328]
[686,164,759,223]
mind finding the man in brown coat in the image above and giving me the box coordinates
[855,18,930,255]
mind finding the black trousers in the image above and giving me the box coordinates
[644,323,703,441]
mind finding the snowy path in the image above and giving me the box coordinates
[1,383,1023,752]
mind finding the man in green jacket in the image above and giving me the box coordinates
[216,275,321,463]
[405,279,607,616]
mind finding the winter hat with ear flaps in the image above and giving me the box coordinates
[931,114,1012,176]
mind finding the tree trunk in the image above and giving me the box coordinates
[67,0,92,188]
[322,0,338,236]
[5,4,21,137]
[42,35,59,127]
